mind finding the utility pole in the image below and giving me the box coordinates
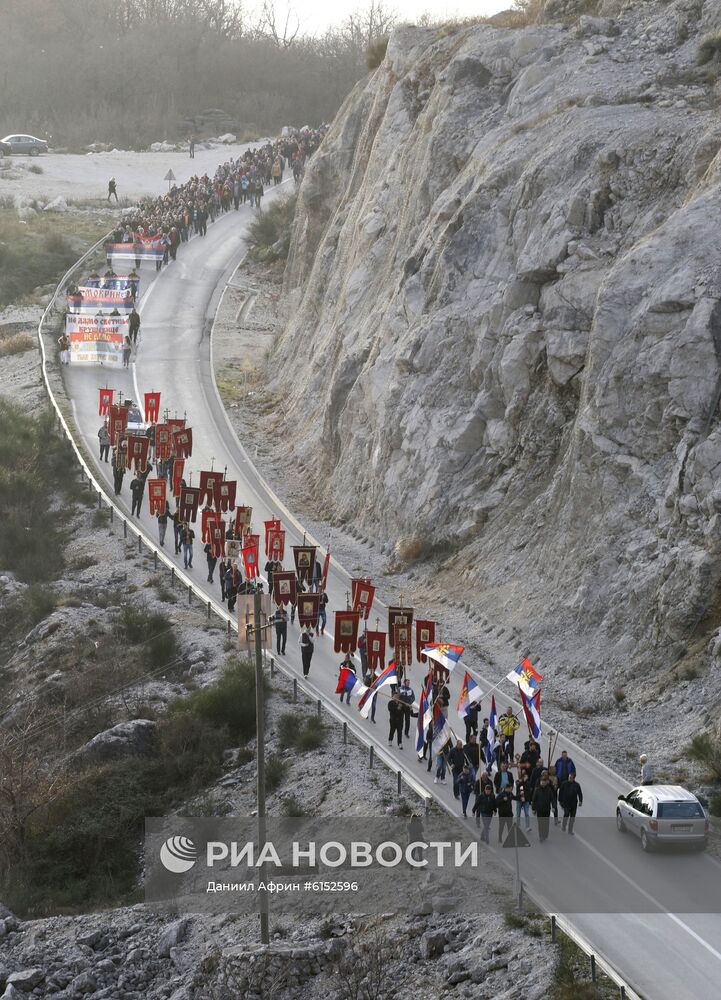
[252,587,270,944]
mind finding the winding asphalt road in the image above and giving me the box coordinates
[62,179,721,1000]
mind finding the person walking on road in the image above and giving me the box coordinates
[122,335,132,368]
[181,522,194,569]
[495,785,514,844]
[274,605,288,655]
[388,693,404,749]
[98,423,110,462]
[107,177,118,202]
[188,136,195,159]
[157,500,170,547]
[531,774,555,842]
[129,308,141,345]
[449,739,465,800]
[398,676,414,740]
[112,449,125,495]
[130,473,144,517]
[299,625,314,677]
[58,333,70,366]
[204,541,217,583]
[318,590,328,635]
[559,771,583,835]
[499,706,520,760]
[514,769,532,832]
[473,782,497,843]
[554,750,576,785]
[338,653,356,704]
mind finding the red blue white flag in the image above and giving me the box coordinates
[421,642,464,673]
[457,671,482,720]
[506,656,543,698]
[520,688,541,740]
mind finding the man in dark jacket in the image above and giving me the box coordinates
[473,782,497,843]
[465,702,479,743]
[273,604,288,655]
[531,775,556,842]
[554,750,576,784]
[494,761,512,794]
[129,473,144,516]
[264,557,282,595]
[204,542,217,583]
[299,626,314,677]
[463,734,480,782]
[388,694,404,748]
[398,677,414,739]
[448,740,466,800]
[128,308,141,345]
[559,771,583,835]
[495,786,514,844]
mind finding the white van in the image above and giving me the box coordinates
[616,785,708,852]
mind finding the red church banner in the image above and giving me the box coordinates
[234,505,253,535]
[108,403,129,446]
[388,606,414,648]
[143,391,161,424]
[393,622,413,669]
[98,387,114,416]
[334,610,362,653]
[267,528,285,562]
[167,417,186,434]
[264,518,281,555]
[147,478,166,516]
[155,423,172,460]
[201,507,216,543]
[297,592,320,629]
[242,541,259,579]
[351,578,375,620]
[210,520,226,558]
[273,571,297,607]
[172,427,193,459]
[365,630,386,673]
[114,438,128,471]
[172,458,185,498]
[293,545,316,586]
[179,486,200,523]
[214,479,237,512]
[199,470,222,508]
[415,619,436,663]
[321,550,331,592]
[126,433,150,474]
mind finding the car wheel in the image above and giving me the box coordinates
[616,810,626,833]
[30,147,39,157]
[641,829,653,852]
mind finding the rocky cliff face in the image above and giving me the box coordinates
[270,0,721,685]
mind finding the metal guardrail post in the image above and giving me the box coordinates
[138,535,141,554]
[620,988,626,1000]
[171,568,175,589]
[270,657,275,677]
[293,678,298,703]
[370,746,374,769]
[188,585,192,606]
[343,721,347,744]
[97,491,102,509]
[551,915,556,943]
[591,955,597,984]
[110,507,114,524]
[397,770,402,794]
[123,520,127,539]
[154,551,158,569]
[317,698,322,719]
[207,600,211,620]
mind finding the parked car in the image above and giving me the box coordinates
[617,785,708,852]
[0,134,49,156]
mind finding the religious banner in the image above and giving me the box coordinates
[272,570,297,607]
[321,550,331,592]
[66,313,128,367]
[365,631,387,674]
[147,478,166,516]
[198,470,222,508]
[351,578,376,620]
[214,479,237,512]
[172,458,185,498]
[144,391,161,424]
[98,387,114,416]
[179,486,200,523]
[264,518,281,555]
[246,534,260,561]
[393,622,413,669]
[267,528,285,562]
[234,505,253,535]
[293,545,317,586]
[167,417,186,434]
[227,538,241,561]
[201,507,216,543]
[108,403,129,446]
[388,606,414,649]
[126,433,150,474]
[68,286,134,314]
[297,592,320,630]
[114,437,128,471]
[416,619,436,664]
[155,423,173,461]
[210,519,226,559]
[334,610,362,654]
[242,541,259,579]
[172,427,193,459]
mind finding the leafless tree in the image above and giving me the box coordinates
[253,0,301,48]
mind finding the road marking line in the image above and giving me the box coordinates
[577,833,721,964]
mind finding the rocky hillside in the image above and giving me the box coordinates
[269,0,721,694]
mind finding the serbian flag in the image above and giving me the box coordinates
[336,667,365,698]
[520,689,542,741]
[143,391,161,424]
[98,387,113,416]
[415,680,433,755]
[486,696,498,767]
[359,661,398,719]
[321,550,331,592]
[421,643,464,673]
[507,656,543,698]
[457,671,483,721]
[264,519,281,555]
[432,702,453,750]
[242,541,259,579]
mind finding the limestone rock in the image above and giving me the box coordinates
[77,719,157,760]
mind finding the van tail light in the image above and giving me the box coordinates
[649,820,658,832]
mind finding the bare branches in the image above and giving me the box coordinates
[254,1,301,48]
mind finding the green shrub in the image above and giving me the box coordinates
[366,36,389,71]
[114,602,179,667]
[709,795,721,818]
[246,194,296,262]
[688,733,721,781]
[28,163,43,174]
[281,794,306,817]
[266,753,285,791]
[277,712,325,752]
[698,31,721,65]
[170,657,258,743]
[3,585,58,634]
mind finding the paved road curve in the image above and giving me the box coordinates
[63,182,721,1000]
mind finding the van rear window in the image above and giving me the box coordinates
[658,802,704,819]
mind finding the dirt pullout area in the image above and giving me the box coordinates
[0,141,270,205]
[211,257,714,796]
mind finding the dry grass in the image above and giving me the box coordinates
[0,332,34,356]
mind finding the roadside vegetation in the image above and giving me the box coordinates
[246,194,297,262]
